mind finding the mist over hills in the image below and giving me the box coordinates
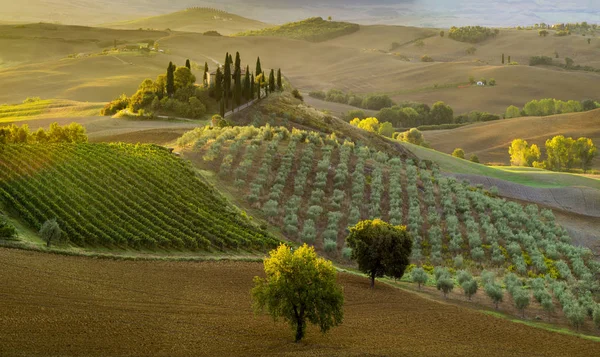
[1,0,598,27]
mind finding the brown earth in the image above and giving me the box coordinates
[0,248,597,357]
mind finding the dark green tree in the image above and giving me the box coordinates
[244,66,251,100]
[166,62,175,97]
[346,219,413,288]
[508,55,511,63]
[223,53,231,108]
[269,69,276,93]
[219,98,225,117]
[234,67,242,108]
[502,53,505,64]
[234,51,241,72]
[277,69,282,91]
[203,62,209,87]
[256,57,262,77]
[250,73,255,99]
[214,67,223,102]
[185,59,191,70]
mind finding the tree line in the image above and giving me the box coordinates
[0,122,87,144]
[448,26,499,43]
[505,98,599,119]
[509,136,597,172]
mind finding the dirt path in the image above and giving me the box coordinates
[0,248,597,357]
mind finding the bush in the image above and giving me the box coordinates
[361,94,394,110]
[421,55,434,62]
[203,30,222,36]
[529,56,553,66]
[489,78,496,86]
[452,148,465,159]
[411,267,429,289]
[308,90,326,100]
[291,89,303,101]
[470,154,480,163]
[101,94,130,116]
[0,216,17,239]
[324,238,338,253]
[344,109,366,122]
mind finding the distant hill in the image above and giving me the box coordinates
[422,109,600,168]
[234,17,360,42]
[104,8,269,35]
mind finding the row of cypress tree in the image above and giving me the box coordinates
[196,53,282,116]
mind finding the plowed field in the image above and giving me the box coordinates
[0,248,597,357]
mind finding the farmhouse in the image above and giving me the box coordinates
[476,81,484,86]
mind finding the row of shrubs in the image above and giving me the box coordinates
[309,89,394,110]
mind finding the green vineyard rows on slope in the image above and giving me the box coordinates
[0,143,278,251]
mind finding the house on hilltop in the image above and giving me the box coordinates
[207,65,248,87]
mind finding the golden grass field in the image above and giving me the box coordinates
[423,109,600,167]
[1,19,599,116]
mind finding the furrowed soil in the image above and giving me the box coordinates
[0,248,597,357]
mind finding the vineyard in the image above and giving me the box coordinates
[183,124,600,321]
[0,143,277,250]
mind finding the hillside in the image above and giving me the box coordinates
[180,123,598,290]
[0,143,277,250]
[0,99,104,123]
[422,109,600,167]
[234,17,360,42]
[104,8,269,35]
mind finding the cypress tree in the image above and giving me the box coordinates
[235,52,241,72]
[250,74,255,99]
[214,67,223,102]
[166,62,175,97]
[257,76,261,100]
[502,53,505,64]
[219,98,225,117]
[508,55,511,63]
[185,59,191,70]
[203,62,209,86]
[223,53,231,108]
[234,67,242,107]
[269,69,275,93]
[256,57,262,77]
[244,66,251,100]
[277,69,282,90]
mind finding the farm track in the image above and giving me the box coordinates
[0,248,597,357]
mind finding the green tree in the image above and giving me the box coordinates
[174,66,196,91]
[509,139,540,167]
[513,288,530,318]
[539,30,549,37]
[250,73,255,99]
[440,30,445,37]
[505,105,521,118]
[223,53,232,108]
[256,57,262,77]
[203,62,209,87]
[436,274,454,298]
[214,67,223,102]
[469,154,480,163]
[251,244,344,342]
[377,122,394,138]
[243,66,251,100]
[166,62,175,97]
[452,148,465,159]
[565,57,574,68]
[277,69,282,90]
[502,53,505,64]
[573,137,597,172]
[429,101,454,125]
[545,135,575,171]
[269,69,276,93]
[185,59,191,69]
[484,282,503,309]
[410,267,429,290]
[461,279,478,301]
[346,219,413,288]
[399,128,425,146]
[39,218,62,247]
[508,55,511,63]
[588,38,591,45]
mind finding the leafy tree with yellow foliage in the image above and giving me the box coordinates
[251,244,344,342]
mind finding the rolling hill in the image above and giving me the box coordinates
[0,143,277,250]
[422,109,600,167]
[234,17,360,42]
[104,8,269,35]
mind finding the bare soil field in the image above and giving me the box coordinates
[423,109,600,167]
[0,248,597,357]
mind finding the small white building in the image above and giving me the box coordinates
[476,81,485,86]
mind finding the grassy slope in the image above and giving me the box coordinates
[104,8,269,35]
[422,109,600,168]
[0,99,104,122]
[400,141,600,190]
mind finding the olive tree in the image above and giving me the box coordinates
[484,282,503,309]
[411,267,429,289]
[39,218,62,247]
[346,219,413,288]
[461,279,478,301]
[252,244,344,342]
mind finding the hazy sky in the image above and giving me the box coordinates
[1,0,598,26]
